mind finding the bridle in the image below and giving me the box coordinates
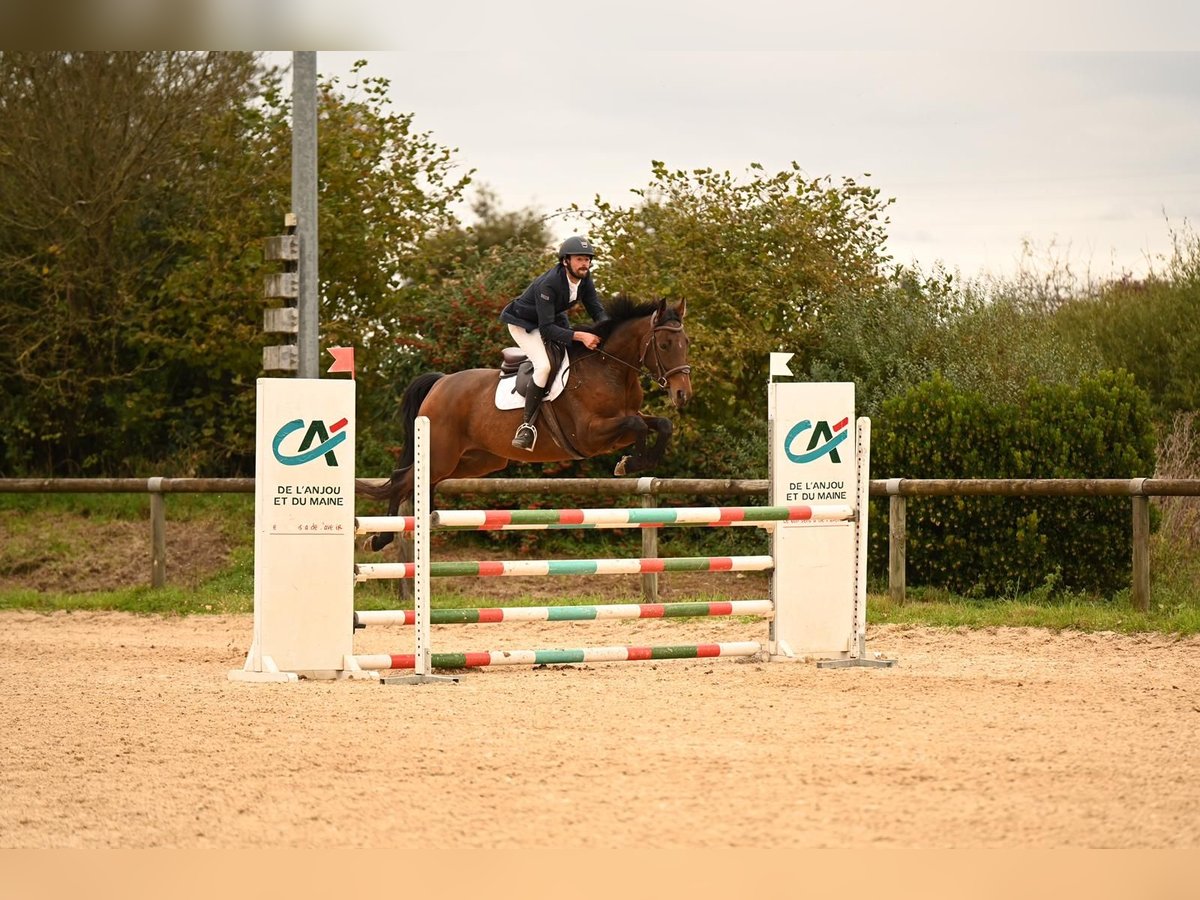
[592,312,691,389]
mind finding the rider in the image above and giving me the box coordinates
[499,235,609,450]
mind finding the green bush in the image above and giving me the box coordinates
[871,371,1156,596]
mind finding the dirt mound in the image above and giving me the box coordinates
[0,513,231,593]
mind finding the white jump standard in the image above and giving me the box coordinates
[229,371,895,682]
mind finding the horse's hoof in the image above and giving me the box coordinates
[368,534,394,553]
[614,456,630,476]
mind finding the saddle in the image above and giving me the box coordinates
[499,343,567,399]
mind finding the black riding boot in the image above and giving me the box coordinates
[512,382,546,451]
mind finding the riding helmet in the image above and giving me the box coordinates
[558,236,595,261]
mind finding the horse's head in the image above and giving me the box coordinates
[589,295,694,408]
[647,298,692,409]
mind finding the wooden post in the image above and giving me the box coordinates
[1131,489,1150,613]
[397,497,414,602]
[640,482,658,603]
[888,486,906,605]
[148,478,166,588]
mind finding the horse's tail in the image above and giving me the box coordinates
[355,371,445,500]
[396,371,444,467]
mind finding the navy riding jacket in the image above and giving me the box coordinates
[499,264,609,345]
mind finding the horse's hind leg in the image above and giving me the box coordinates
[456,449,510,479]
[367,448,482,552]
[368,466,413,552]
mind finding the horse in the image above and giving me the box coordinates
[356,296,693,552]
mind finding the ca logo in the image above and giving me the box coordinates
[272,417,348,466]
[784,417,849,464]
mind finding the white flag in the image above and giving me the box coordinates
[769,352,794,377]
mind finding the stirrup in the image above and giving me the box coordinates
[512,422,537,451]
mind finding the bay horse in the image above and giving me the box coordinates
[356,296,693,551]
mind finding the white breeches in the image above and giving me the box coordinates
[508,324,553,387]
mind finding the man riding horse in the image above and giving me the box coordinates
[355,268,693,554]
[499,236,610,451]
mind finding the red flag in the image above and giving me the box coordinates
[327,346,355,379]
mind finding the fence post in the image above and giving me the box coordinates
[1131,479,1150,612]
[148,477,166,588]
[887,479,906,605]
[639,477,658,603]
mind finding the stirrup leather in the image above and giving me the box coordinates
[512,422,537,451]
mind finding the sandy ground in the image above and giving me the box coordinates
[2,608,1199,849]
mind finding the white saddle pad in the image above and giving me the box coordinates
[493,358,571,410]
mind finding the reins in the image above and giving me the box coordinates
[589,314,691,389]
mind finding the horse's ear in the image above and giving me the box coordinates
[675,297,686,319]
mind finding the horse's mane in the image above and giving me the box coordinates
[583,295,680,341]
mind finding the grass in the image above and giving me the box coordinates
[871,591,1200,636]
[2,493,1199,635]
[0,492,256,615]
[0,583,253,616]
[0,540,257,616]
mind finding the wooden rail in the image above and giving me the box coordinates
[875,478,1200,612]
[0,478,254,587]
[2,476,1198,609]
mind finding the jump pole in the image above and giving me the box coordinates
[230,366,895,682]
[382,415,458,685]
[379,375,892,672]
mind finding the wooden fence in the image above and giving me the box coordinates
[3,476,1199,611]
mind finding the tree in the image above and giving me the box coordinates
[577,161,894,431]
[170,58,475,474]
[0,54,473,476]
[301,60,473,357]
[414,185,554,280]
[807,266,960,416]
[0,51,266,475]
[810,265,1100,417]
[1052,227,1200,423]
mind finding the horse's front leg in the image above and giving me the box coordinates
[610,415,673,476]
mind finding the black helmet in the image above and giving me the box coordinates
[558,236,595,261]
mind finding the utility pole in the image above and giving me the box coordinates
[262,52,321,377]
[292,50,319,378]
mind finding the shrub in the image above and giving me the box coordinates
[871,371,1156,596]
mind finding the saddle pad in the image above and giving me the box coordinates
[493,358,571,410]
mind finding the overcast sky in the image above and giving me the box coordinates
[263,7,1200,282]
